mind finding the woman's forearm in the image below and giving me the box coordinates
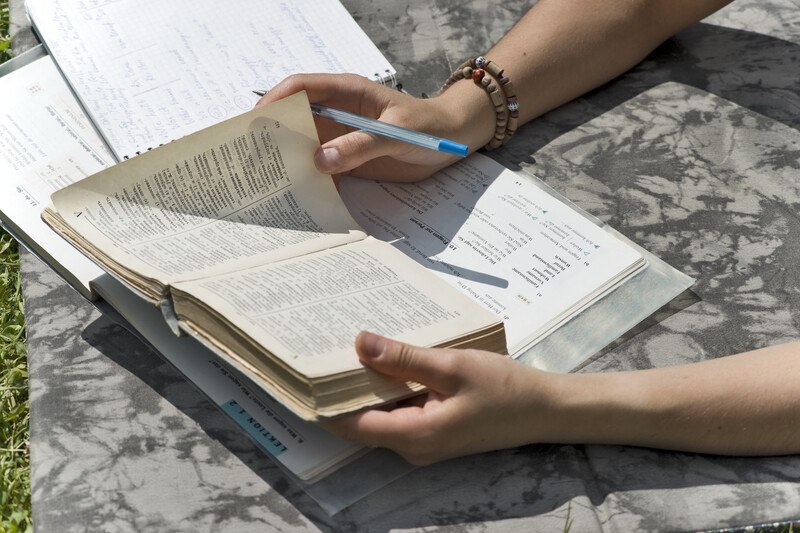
[326,335,800,465]
[545,342,800,455]
[261,0,732,179]
[436,0,733,150]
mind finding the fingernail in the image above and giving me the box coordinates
[359,331,386,359]
[314,146,343,173]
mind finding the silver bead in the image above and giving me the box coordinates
[475,56,488,68]
[507,100,519,112]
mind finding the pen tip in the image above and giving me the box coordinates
[439,139,469,158]
[253,90,266,97]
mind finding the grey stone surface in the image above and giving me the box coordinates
[12,0,800,531]
[8,0,37,54]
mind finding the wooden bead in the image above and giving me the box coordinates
[485,62,502,77]
[441,57,518,151]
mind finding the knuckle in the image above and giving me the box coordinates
[393,342,419,374]
[402,442,441,466]
[383,107,415,129]
[337,132,371,154]
[458,348,491,373]
[388,413,450,466]
[436,350,462,377]
[405,427,447,466]
[341,72,370,86]
[281,73,306,90]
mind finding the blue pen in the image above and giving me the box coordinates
[253,90,468,157]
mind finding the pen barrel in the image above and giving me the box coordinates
[310,104,467,157]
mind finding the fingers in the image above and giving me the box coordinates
[257,74,418,176]
[347,156,453,183]
[324,406,445,465]
[314,130,410,174]
[257,73,457,181]
[355,331,460,395]
[256,73,378,110]
[323,334,510,465]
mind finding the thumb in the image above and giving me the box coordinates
[355,331,459,395]
[314,129,409,175]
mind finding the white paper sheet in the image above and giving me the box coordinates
[27,0,397,160]
[0,54,112,297]
[339,156,646,354]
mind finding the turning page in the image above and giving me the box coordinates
[339,155,646,354]
[48,92,364,296]
[27,0,396,160]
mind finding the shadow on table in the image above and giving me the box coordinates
[80,293,800,532]
[78,311,320,498]
[494,23,800,173]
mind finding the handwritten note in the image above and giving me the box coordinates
[28,0,396,160]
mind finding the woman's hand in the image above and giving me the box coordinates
[256,74,495,182]
[326,334,800,465]
[324,331,552,465]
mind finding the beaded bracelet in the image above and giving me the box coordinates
[440,56,519,150]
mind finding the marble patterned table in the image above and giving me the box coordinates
[11,0,800,531]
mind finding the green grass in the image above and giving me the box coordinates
[0,1,10,64]
[0,232,30,533]
[0,1,33,531]
[0,238,29,533]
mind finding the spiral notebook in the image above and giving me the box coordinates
[26,0,398,162]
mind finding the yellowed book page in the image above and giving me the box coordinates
[50,91,365,286]
[172,237,500,379]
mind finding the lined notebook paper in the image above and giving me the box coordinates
[27,0,397,161]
